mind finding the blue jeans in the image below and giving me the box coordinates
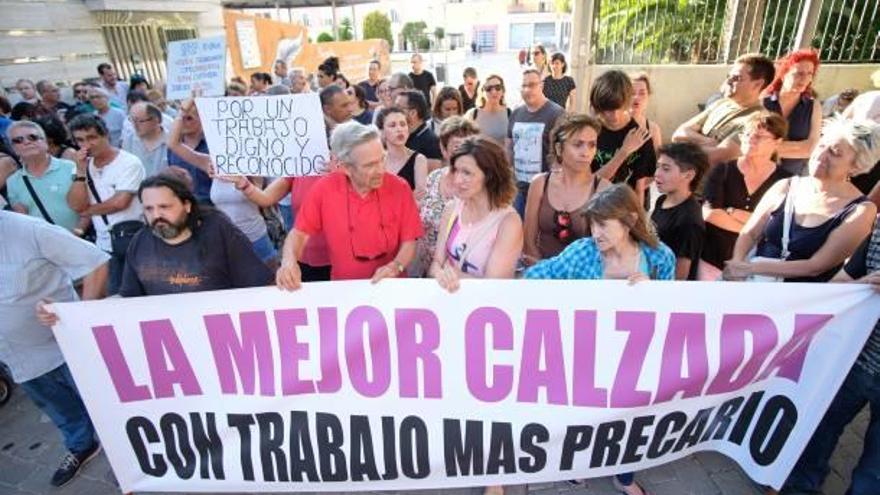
[279,203,294,231]
[251,234,278,264]
[108,251,125,295]
[20,364,96,454]
[783,364,880,495]
[514,181,529,219]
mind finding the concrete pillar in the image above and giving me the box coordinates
[569,0,595,112]
[331,0,338,40]
[721,0,767,62]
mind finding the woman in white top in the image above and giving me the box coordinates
[464,74,510,145]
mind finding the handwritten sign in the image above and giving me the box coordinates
[166,36,226,101]
[195,94,329,177]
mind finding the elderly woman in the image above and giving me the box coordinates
[762,49,823,176]
[415,116,480,276]
[523,113,610,264]
[430,136,522,295]
[525,183,673,495]
[700,112,792,279]
[724,117,879,282]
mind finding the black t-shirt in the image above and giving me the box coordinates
[358,80,380,103]
[701,160,791,268]
[591,118,656,188]
[119,211,273,297]
[543,75,576,108]
[459,83,479,112]
[409,71,437,104]
[405,122,442,161]
[651,195,705,280]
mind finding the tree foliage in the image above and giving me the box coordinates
[363,11,393,48]
[554,0,572,13]
[402,21,428,52]
[339,17,354,41]
[317,32,335,43]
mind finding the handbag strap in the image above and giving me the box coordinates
[21,175,55,224]
[780,176,798,258]
[85,165,110,226]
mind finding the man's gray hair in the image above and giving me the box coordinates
[389,73,413,90]
[330,121,380,166]
[822,116,880,176]
[266,84,291,95]
[7,120,46,143]
[88,86,110,98]
[36,80,55,95]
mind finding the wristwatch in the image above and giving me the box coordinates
[73,175,86,182]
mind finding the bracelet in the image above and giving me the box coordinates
[235,180,251,191]
[73,176,86,182]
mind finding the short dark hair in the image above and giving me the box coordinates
[97,63,112,76]
[450,136,517,209]
[375,106,407,130]
[320,84,345,107]
[0,96,11,115]
[550,53,567,74]
[129,74,150,89]
[550,113,602,164]
[463,67,477,79]
[140,102,163,122]
[590,69,633,112]
[11,102,37,121]
[658,142,710,192]
[399,90,429,121]
[68,113,109,137]
[34,115,72,148]
[250,72,272,85]
[318,56,340,78]
[736,53,776,89]
[126,90,149,105]
[369,59,381,69]
[138,174,203,233]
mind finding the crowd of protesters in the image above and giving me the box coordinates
[2,46,880,495]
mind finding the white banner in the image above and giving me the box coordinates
[50,280,879,493]
[166,36,227,101]
[196,94,329,177]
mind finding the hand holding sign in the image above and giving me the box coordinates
[195,94,330,177]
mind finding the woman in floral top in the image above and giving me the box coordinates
[412,116,481,276]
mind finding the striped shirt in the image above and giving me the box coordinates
[844,223,880,375]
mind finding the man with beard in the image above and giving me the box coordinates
[117,174,273,296]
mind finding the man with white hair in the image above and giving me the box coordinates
[289,67,310,93]
[87,86,126,147]
[5,121,81,231]
[276,121,423,288]
[844,91,880,205]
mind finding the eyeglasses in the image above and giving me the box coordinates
[130,116,155,124]
[485,84,503,92]
[11,134,43,145]
[554,210,574,244]
[346,187,390,261]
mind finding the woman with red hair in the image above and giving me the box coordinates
[762,49,823,176]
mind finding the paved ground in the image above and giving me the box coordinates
[0,384,868,495]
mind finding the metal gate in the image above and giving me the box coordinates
[100,24,198,85]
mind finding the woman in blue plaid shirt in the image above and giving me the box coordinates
[524,183,673,495]
[525,184,675,283]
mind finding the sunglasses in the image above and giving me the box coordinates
[485,84,503,92]
[347,189,390,261]
[11,134,43,145]
[554,210,574,244]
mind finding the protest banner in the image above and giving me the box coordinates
[166,36,227,101]
[50,280,880,493]
[195,94,329,177]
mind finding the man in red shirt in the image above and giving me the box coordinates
[276,121,423,288]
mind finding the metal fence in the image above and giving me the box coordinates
[593,0,880,64]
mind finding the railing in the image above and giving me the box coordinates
[592,0,880,64]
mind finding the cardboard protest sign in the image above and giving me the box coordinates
[50,280,880,492]
[196,94,329,177]
[166,36,226,101]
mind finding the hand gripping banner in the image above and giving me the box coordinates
[50,280,880,492]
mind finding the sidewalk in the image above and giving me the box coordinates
[0,386,866,495]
